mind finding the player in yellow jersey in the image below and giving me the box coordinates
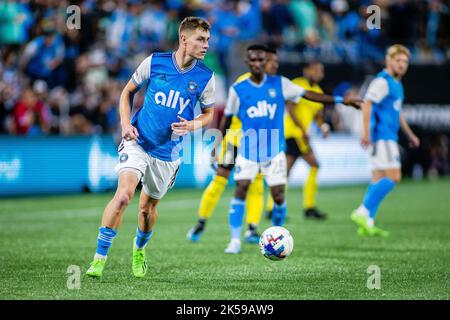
[187,47,279,243]
[266,61,330,219]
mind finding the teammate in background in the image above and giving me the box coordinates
[187,47,279,244]
[266,61,329,219]
[86,17,215,279]
[351,44,420,237]
[221,45,361,254]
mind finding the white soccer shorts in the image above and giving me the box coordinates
[114,139,180,199]
[368,140,401,170]
[234,152,287,187]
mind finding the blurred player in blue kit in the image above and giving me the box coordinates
[352,44,420,237]
[86,17,216,279]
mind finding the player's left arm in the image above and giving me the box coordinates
[303,90,362,109]
[399,113,420,148]
[171,107,215,135]
[171,75,216,135]
[281,76,361,109]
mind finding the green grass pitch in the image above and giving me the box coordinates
[0,179,449,300]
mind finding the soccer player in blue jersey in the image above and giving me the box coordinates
[220,45,362,254]
[351,44,420,237]
[86,17,215,279]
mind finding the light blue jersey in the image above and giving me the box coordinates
[130,52,215,161]
[224,75,305,162]
[365,70,404,143]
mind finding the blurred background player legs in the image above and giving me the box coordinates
[187,137,264,244]
[243,173,264,242]
[186,140,234,242]
[352,167,399,237]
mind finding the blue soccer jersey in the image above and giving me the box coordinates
[130,52,215,161]
[224,75,305,162]
[364,70,404,143]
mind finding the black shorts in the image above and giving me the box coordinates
[285,138,302,158]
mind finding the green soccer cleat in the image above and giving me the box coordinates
[358,225,390,238]
[351,210,368,228]
[132,238,148,278]
[86,258,106,279]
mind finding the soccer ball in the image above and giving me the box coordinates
[259,226,294,261]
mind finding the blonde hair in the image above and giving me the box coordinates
[178,16,210,36]
[386,44,410,59]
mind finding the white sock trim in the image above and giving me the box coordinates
[357,205,370,217]
[94,253,107,260]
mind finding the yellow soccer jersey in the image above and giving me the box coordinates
[223,72,251,147]
[284,77,324,140]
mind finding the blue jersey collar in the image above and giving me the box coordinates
[247,74,267,88]
[172,52,197,74]
[382,69,400,84]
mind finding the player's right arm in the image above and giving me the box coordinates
[119,80,140,141]
[119,55,152,141]
[362,77,389,148]
[361,99,372,148]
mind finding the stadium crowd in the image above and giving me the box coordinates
[0,0,449,176]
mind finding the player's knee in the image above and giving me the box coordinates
[139,206,157,219]
[236,181,250,199]
[217,167,231,179]
[392,173,401,183]
[116,191,133,209]
[272,190,285,205]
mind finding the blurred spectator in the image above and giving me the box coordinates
[429,133,449,176]
[47,86,70,134]
[262,0,295,47]
[387,0,419,48]
[12,87,50,135]
[209,1,240,84]
[0,0,34,46]
[138,0,168,52]
[20,24,65,88]
[289,0,319,42]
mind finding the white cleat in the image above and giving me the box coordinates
[224,239,241,254]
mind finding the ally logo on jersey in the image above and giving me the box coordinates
[154,90,190,115]
[247,100,277,120]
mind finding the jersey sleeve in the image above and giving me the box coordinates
[281,76,306,103]
[131,55,152,88]
[199,74,215,109]
[364,77,388,104]
[224,86,240,116]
